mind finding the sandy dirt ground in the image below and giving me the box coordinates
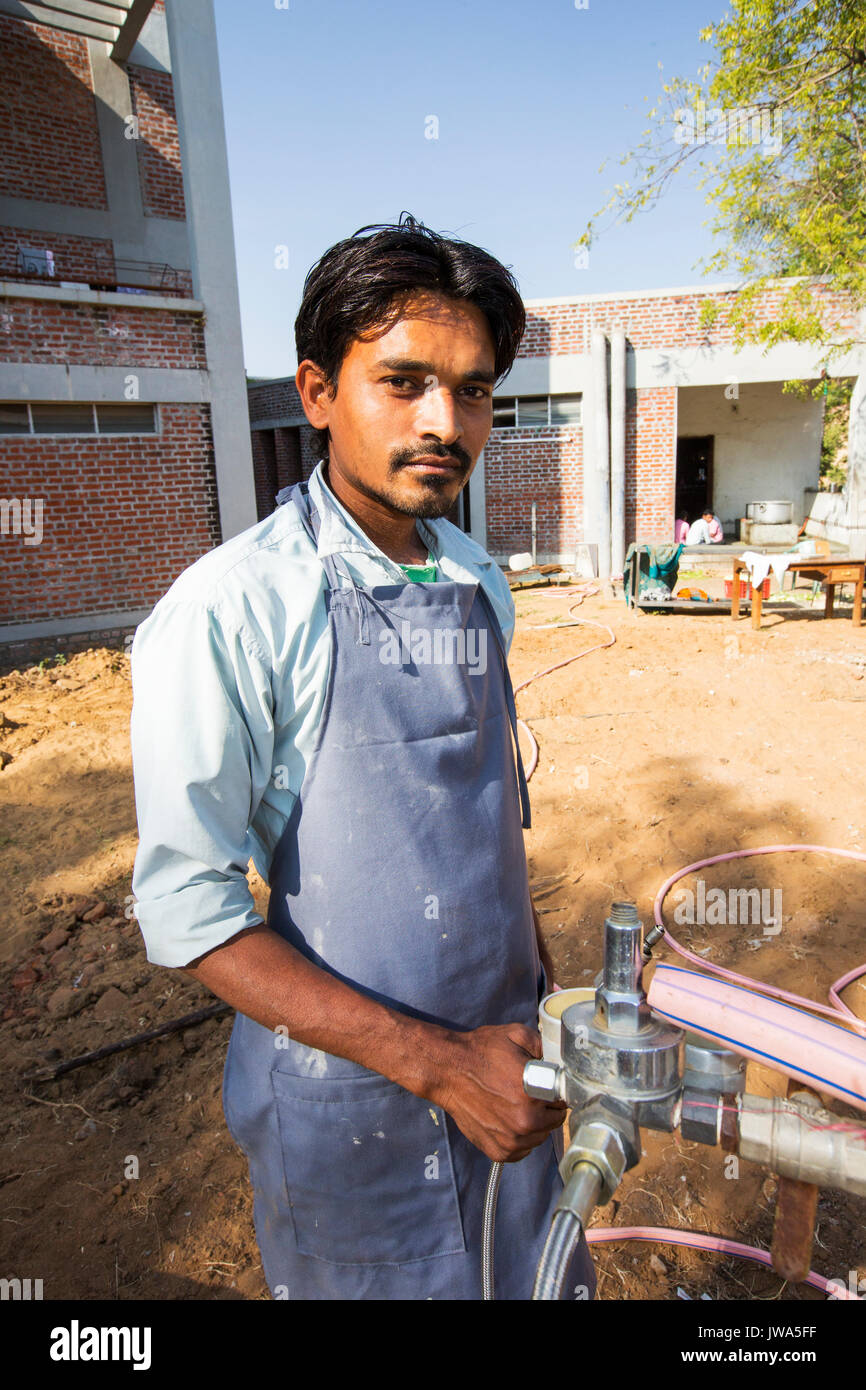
[1,572,865,1301]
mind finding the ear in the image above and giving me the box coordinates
[295,359,336,431]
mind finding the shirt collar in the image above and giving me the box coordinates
[304,461,490,578]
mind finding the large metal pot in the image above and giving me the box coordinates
[746,500,793,524]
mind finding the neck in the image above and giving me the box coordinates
[322,461,428,565]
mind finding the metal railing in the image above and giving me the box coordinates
[2,249,193,298]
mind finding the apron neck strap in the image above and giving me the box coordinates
[290,481,344,592]
[474,584,532,830]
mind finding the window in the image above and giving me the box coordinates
[550,394,582,426]
[96,403,157,434]
[491,393,582,428]
[0,404,29,433]
[31,404,96,434]
[0,403,158,435]
[518,396,549,426]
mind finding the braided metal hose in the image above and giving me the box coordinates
[481,1161,503,1300]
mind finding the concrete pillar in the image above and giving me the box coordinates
[468,447,487,551]
[586,329,611,577]
[609,328,626,576]
[163,0,257,540]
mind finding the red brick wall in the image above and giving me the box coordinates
[0,226,115,284]
[247,380,319,507]
[1,404,220,625]
[128,64,186,220]
[299,425,319,479]
[247,379,305,423]
[0,16,107,209]
[627,387,677,539]
[251,428,278,520]
[0,296,206,369]
[484,430,583,556]
[499,282,855,555]
[483,390,677,557]
[520,283,857,355]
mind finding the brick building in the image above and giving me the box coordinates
[0,0,254,670]
[250,278,864,570]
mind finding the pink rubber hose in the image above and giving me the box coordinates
[652,846,866,1031]
[584,1227,861,1299]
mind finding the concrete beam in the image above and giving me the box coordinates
[249,415,309,431]
[27,0,128,21]
[0,0,120,41]
[127,1,168,71]
[0,363,211,402]
[496,339,865,399]
[0,281,202,312]
[111,0,153,62]
[0,608,152,644]
[163,0,257,540]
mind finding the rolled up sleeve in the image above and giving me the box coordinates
[129,597,275,968]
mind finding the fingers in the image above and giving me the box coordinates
[504,1022,542,1058]
[485,1102,567,1163]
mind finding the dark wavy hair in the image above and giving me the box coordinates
[294,213,525,462]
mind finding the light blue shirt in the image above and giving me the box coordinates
[130,462,516,968]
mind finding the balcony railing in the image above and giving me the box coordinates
[1,248,193,298]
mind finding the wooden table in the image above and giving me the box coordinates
[732,556,865,629]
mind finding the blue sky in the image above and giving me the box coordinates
[213,0,729,378]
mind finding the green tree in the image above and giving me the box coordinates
[581,0,866,546]
[581,0,866,358]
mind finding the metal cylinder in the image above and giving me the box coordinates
[738,1092,866,1197]
[602,902,642,995]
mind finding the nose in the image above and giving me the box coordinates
[415,379,463,447]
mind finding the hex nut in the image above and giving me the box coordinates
[562,1120,628,1202]
[523,1059,564,1102]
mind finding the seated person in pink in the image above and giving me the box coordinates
[674,514,689,543]
[686,509,723,544]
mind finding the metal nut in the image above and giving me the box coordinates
[561,1120,628,1203]
[523,1059,564,1102]
[684,1035,746,1093]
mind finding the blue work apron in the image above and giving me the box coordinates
[222,481,597,1300]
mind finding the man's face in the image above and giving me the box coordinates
[303,292,497,519]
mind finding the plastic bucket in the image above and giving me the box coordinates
[539,987,595,1063]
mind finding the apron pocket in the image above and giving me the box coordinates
[271,1068,467,1266]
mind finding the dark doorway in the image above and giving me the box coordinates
[675,436,714,526]
[445,484,472,533]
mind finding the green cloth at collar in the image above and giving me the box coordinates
[398,554,438,583]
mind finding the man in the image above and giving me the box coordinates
[130,215,597,1301]
[685,509,724,544]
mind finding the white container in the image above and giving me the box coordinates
[539,987,595,1063]
[509,552,534,573]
